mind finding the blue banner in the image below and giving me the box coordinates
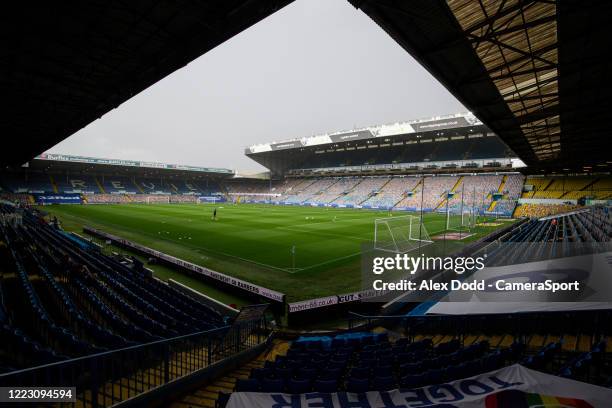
[34,194,82,204]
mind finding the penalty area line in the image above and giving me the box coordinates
[289,250,367,274]
[276,226,368,242]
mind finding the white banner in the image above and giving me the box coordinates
[288,296,338,313]
[227,364,612,408]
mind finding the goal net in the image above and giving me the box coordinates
[446,209,475,231]
[197,196,219,204]
[445,188,477,231]
[145,195,170,204]
[374,214,433,253]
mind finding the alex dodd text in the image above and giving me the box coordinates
[372,279,580,293]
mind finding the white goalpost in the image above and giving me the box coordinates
[197,196,217,205]
[146,195,170,204]
[374,214,433,253]
[445,187,476,231]
[446,209,475,231]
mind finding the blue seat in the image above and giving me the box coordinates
[235,378,260,392]
[361,336,374,346]
[305,341,322,351]
[395,352,414,365]
[347,338,361,348]
[349,367,369,379]
[331,338,345,348]
[327,361,347,372]
[463,360,481,376]
[288,378,311,394]
[483,353,501,371]
[330,355,349,365]
[372,376,396,391]
[314,379,338,393]
[261,378,285,392]
[286,359,305,370]
[310,357,327,368]
[396,338,410,346]
[445,364,464,381]
[363,344,378,352]
[373,365,392,377]
[347,377,369,393]
[295,368,317,381]
[338,346,354,355]
[376,357,393,367]
[274,367,293,380]
[355,357,375,368]
[250,367,271,380]
[423,368,444,385]
[319,367,343,381]
[399,361,421,375]
[400,374,422,389]
[375,333,389,343]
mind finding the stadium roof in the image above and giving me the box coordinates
[247,112,486,153]
[351,0,612,172]
[1,0,293,168]
[32,153,233,175]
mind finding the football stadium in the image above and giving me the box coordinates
[1,1,611,407]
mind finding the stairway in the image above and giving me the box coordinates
[94,177,106,194]
[330,178,363,204]
[394,178,422,209]
[435,176,463,210]
[133,179,144,194]
[169,340,289,408]
[450,176,464,194]
[360,178,392,205]
[49,174,59,193]
[497,175,507,193]
[487,175,507,211]
[580,177,598,192]
[542,178,554,192]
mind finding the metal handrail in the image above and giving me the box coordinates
[1,318,269,408]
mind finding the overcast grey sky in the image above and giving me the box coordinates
[48,0,465,172]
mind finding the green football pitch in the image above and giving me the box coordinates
[43,203,507,301]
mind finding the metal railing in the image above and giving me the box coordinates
[347,310,611,346]
[0,318,268,407]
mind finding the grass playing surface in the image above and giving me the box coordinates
[43,203,506,301]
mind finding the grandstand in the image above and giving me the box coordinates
[0,93,611,408]
[363,177,418,209]
[333,176,389,206]
[1,0,612,406]
[522,176,612,200]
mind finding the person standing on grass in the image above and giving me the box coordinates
[213,207,217,221]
